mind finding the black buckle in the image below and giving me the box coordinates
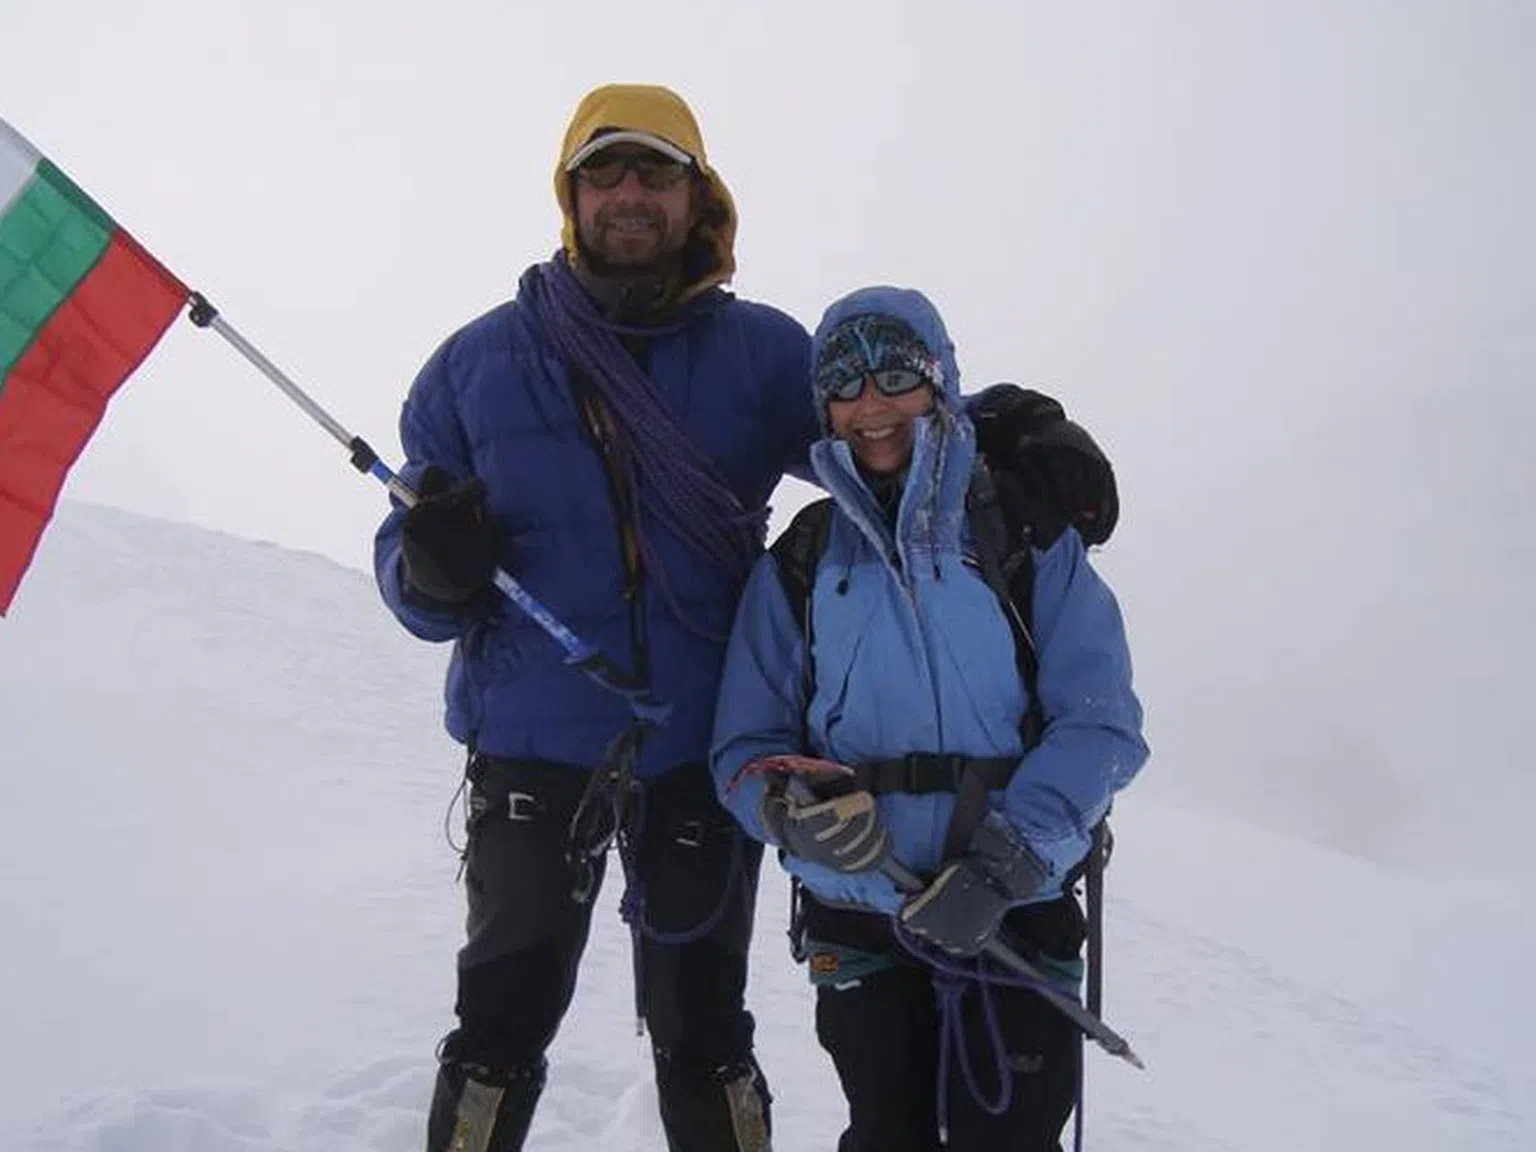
[506,792,538,822]
[465,752,543,825]
[942,753,968,789]
[673,818,706,849]
[898,752,966,792]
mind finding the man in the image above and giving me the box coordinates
[374,83,1119,1152]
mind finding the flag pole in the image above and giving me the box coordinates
[185,291,670,726]
[188,295,361,463]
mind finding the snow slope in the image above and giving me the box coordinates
[1,503,1531,1150]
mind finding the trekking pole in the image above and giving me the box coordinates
[783,779,1144,1069]
[185,292,670,726]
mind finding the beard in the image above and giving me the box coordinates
[581,203,686,274]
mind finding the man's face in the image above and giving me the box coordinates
[573,145,698,271]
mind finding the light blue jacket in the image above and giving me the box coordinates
[710,287,1148,915]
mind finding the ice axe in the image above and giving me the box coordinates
[780,773,1144,1069]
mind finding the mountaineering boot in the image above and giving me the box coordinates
[425,1056,545,1152]
[654,1046,772,1152]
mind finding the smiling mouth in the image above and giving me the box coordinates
[853,426,901,441]
[606,217,659,234]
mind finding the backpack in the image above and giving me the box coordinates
[768,461,1112,1014]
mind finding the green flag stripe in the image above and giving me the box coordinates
[0,161,115,380]
[32,159,114,232]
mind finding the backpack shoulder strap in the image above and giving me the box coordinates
[966,461,1044,747]
[769,497,835,634]
[939,463,1041,862]
[768,498,836,750]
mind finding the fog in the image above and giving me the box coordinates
[4,0,1531,873]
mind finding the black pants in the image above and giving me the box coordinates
[439,754,768,1152]
[807,894,1082,1152]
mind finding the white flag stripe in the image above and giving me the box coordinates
[0,117,44,223]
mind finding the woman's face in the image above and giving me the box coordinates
[826,377,937,475]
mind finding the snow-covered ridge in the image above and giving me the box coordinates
[1,502,1530,1149]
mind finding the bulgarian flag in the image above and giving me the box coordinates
[0,117,188,614]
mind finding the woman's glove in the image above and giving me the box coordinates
[759,771,888,874]
[898,810,1048,956]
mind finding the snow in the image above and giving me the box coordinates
[2,501,1532,1150]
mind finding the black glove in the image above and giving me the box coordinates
[970,383,1120,546]
[401,465,500,607]
[898,810,1047,956]
[759,775,888,874]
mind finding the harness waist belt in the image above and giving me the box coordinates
[851,753,1017,796]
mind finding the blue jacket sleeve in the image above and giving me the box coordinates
[372,339,486,643]
[781,388,821,486]
[710,553,905,915]
[1003,529,1149,885]
[766,315,820,486]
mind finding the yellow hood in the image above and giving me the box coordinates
[554,84,738,296]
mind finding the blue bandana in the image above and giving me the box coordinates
[812,314,942,415]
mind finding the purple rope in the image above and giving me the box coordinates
[523,258,764,637]
[929,962,1012,1138]
[616,782,746,945]
[895,918,1087,1150]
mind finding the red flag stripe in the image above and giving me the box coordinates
[0,231,186,613]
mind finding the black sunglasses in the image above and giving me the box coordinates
[575,150,692,191]
[820,367,932,403]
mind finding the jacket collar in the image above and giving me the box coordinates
[810,408,978,581]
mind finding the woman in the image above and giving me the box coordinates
[710,285,1148,1151]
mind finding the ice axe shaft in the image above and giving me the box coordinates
[882,853,1143,1069]
[186,292,669,725]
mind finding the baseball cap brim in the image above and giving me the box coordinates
[564,130,694,172]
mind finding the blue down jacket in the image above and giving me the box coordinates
[710,287,1148,914]
[374,259,818,777]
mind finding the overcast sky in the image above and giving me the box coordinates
[4,0,1532,870]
